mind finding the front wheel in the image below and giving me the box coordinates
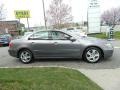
[83,47,102,63]
[19,49,33,64]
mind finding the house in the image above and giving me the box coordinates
[0,20,24,36]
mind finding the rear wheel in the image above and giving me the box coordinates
[83,47,102,63]
[19,49,33,64]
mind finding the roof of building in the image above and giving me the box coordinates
[0,20,23,25]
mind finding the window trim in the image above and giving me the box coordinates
[28,31,51,40]
[28,31,72,40]
[50,31,72,40]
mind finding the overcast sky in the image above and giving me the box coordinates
[0,0,120,27]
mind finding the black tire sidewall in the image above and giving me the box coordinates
[19,49,33,64]
[83,47,102,63]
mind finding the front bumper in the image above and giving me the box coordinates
[8,49,18,57]
[104,49,114,59]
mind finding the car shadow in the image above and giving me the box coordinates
[35,58,82,62]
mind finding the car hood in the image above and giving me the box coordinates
[77,36,107,45]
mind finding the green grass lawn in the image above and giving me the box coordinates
[114,31,120,39]
[88,31,120,39]
[0,67,102,90]
[88,33,107,39]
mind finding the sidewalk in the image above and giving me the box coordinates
[79,68,120,90]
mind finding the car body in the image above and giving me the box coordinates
[0,34,12,45]
[8,30,114,64]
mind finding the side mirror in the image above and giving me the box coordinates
[28,37,34,40]
[70,37,76,42]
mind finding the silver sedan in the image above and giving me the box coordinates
[8,30,114,64]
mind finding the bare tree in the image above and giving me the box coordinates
[47,0,72,29]
[0,4,6,20]
[101,8,120,28]
[0,4,6,33]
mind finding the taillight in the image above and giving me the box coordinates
[9,42,14,48]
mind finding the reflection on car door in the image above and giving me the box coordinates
[49,31,81,58]
[29,31,53,58]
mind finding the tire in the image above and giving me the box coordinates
[83,47,102,63]
[19,49,33,64]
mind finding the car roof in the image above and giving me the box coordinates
[32,29,67,34]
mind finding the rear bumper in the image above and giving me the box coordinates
[8,49,17,57]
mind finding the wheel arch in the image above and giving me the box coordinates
[82,46,104,58]
[17,48,34,58]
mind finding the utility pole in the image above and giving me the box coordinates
[27,18,30,31]
[42,0,47,30]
